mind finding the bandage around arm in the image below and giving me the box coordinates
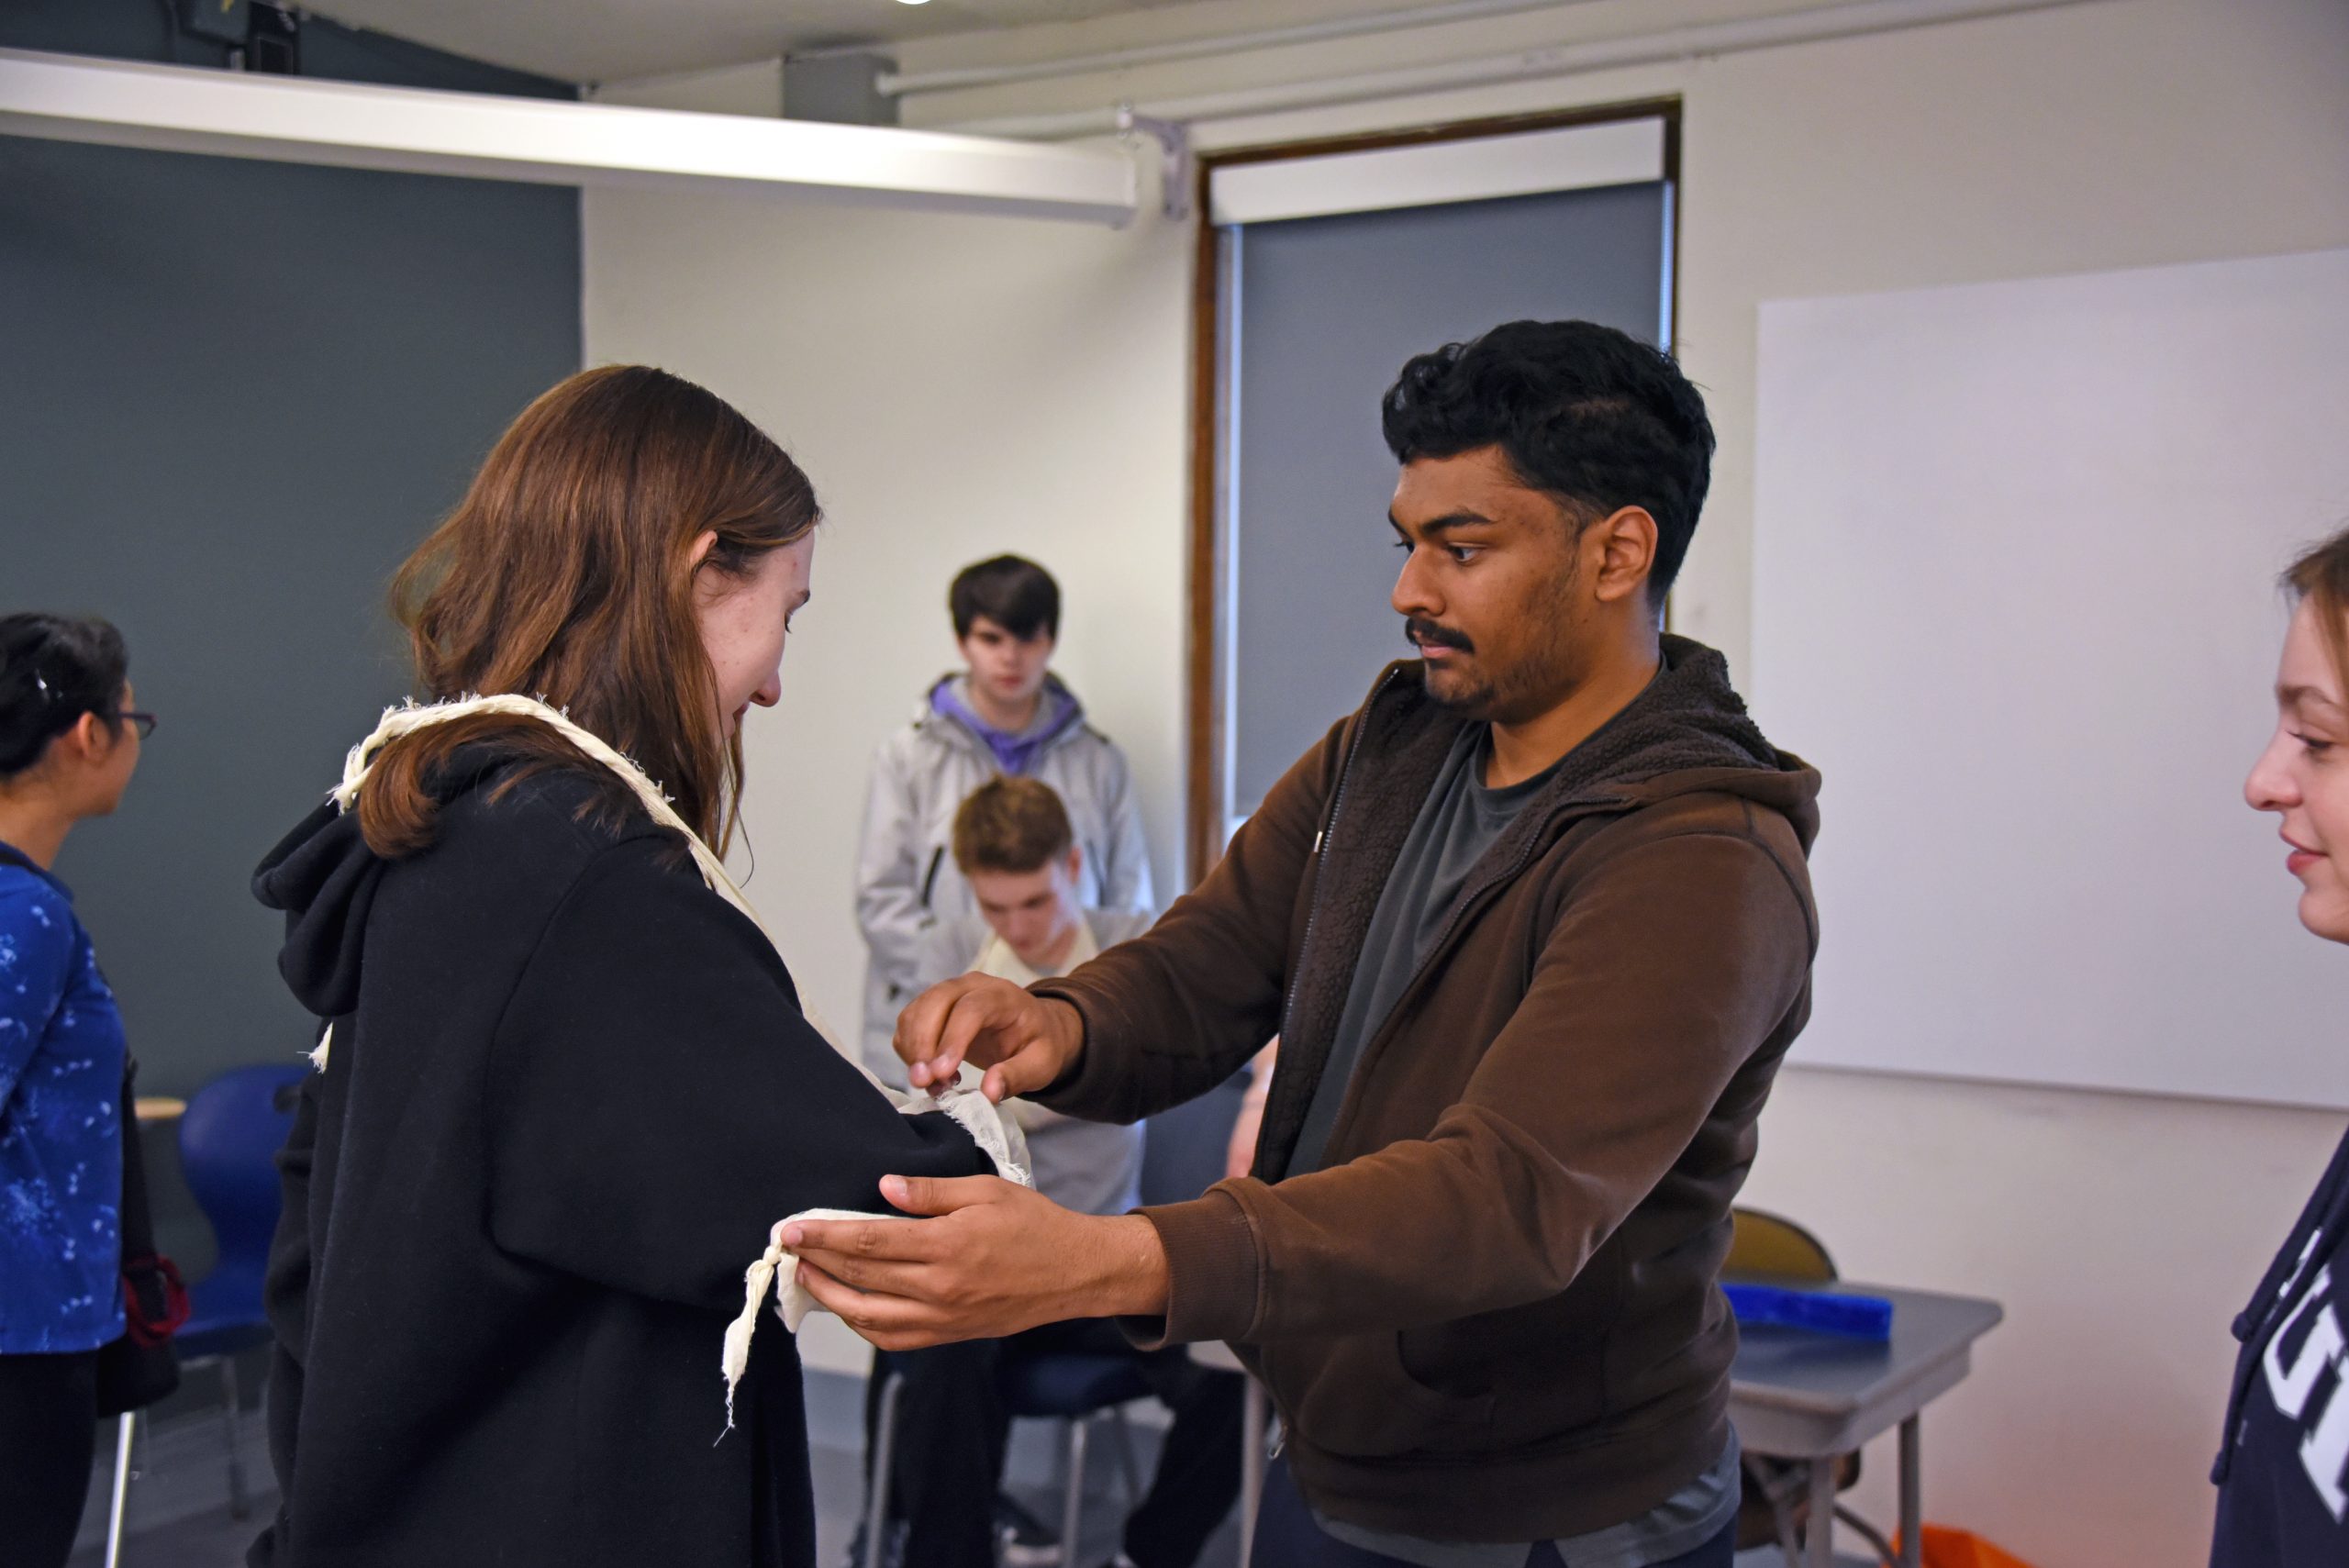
[720,1078,1029,1431]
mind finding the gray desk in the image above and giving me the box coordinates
[1730,1282,2004,1568]
[1199,1281,1998,1568]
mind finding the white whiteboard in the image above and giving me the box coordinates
[1752,249,2349,1109]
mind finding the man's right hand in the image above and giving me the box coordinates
[893,975,1085,1106]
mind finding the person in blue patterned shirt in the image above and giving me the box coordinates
[0,613,147,1568]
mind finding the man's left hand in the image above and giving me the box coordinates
[784,1175,1172,1351]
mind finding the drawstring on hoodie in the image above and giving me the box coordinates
[320,694,1031,1436]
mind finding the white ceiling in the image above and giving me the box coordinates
[308,0,1218,86]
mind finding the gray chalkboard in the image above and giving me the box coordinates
[2,4,581,1095]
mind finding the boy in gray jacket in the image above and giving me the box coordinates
[854,555,1153,1080]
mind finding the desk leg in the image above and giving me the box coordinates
[1806,1458,1837,1568]
[1239,1377,1266,1568]
[1899,1415,1922,1568]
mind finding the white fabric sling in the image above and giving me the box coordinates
[320,695,1030,1431]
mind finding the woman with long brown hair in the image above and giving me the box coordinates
[247,366,1007,1568]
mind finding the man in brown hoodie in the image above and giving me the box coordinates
[787,319,1820,1568]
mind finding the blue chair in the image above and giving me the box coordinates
[997,1350,1153,1565]
[172,1064,306,1518]
[105,1063,303,1565]
[862,1073,1251,1566]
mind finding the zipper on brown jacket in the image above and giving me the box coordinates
[1253,668,1401,1181]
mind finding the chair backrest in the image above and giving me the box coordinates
[178,1063,306,1271]
[1724,1207,1837,1283]
[1138,1070,1249,1208]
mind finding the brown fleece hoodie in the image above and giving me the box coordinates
[1032,635,1820,1543]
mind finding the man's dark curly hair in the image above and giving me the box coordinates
[1381,319,1714,606]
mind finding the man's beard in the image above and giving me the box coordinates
[1421,652,1499,717]
[1406,584,1582,724]
[1406,617,1496,716]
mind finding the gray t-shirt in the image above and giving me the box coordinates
[1280,724,1741,1565]
[1285,724,1557,1179]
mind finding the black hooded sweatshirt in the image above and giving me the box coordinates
[2212,1123,2349,1565]
[246,756,991,1568]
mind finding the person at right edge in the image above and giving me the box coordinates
[832,318,1821,1567]
[2214,522,2349,1563]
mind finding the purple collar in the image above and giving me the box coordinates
[929,676,1085,775]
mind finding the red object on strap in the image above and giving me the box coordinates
[122,1253,191,1346]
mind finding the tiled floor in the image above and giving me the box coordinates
[75,1490,1843,1568]
[71,1372,1241,1568]
[67,1377,1844,1567]
[73,1444,1217,1568]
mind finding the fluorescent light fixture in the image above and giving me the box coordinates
[1209,117,1665,226]
[0,46,1134,224]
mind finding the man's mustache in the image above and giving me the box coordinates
[1406,617,1474,654]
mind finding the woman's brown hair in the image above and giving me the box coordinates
[2287,527,2349,697]
[357,365,818,858]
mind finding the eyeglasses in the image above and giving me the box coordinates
[117,711,157,740]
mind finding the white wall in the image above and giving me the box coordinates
[584,0,2349,1559]
[584,185,1191,1005]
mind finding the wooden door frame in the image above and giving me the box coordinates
[1183,96,1684,885]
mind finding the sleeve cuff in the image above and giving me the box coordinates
[1119,1187,1261,1349]
[1025,982,1119,1118]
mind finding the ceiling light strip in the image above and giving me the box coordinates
[0,47,1136,224]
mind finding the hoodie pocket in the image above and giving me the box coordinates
[1266,1328,1497,1460]
[1411,1265,1620,1451]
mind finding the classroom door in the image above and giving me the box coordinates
[1206,129,1672,848]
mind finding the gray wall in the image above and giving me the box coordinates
[1229,183,1669,814]
[2,2,583,1096]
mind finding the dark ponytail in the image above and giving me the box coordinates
[0,614,128,780]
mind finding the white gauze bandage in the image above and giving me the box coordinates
[719,1069,1030,1433]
